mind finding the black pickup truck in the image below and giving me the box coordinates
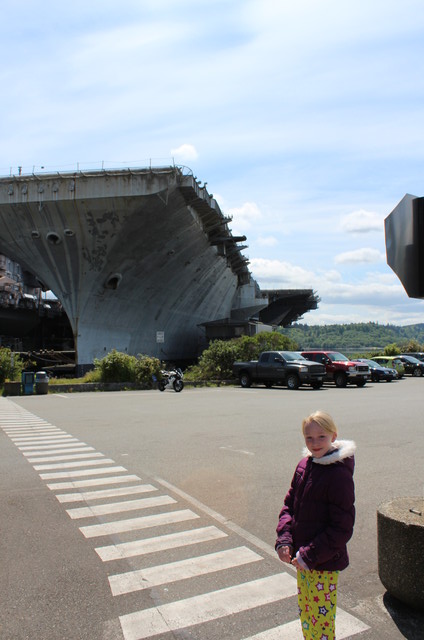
[232,351,326,390]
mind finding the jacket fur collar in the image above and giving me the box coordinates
[302,439,356,465]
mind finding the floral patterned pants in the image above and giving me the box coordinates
[297,569,339,640]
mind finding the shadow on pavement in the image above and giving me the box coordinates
[383,592,424,639]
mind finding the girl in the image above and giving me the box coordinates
[275,410,355,640]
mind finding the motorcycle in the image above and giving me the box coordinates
[157,367,184,392]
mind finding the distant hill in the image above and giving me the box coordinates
[280,322,424,353]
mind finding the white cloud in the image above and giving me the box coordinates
[248,256,424,325]
[319,280,404,305]
[373,271,400,285]
[228,202,262,234]
[249,258,316,288]
[334,248,385,264]
[324,270,343,284]
[302,303,423,326]
[257,236,278,247]
[170,144,199,162]
[340,209,384,233]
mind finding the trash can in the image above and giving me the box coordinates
[35,371,49,395]
[21,371,35,395]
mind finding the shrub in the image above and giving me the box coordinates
[384,343,401,356]
[93,349,138,383]
[135,354,162,387]
[92,349,161,387]
[0,347,24,384]
[80,368,102,383]
[194,339,241,380]
[399,338,423,353]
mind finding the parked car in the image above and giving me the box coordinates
[355,358,396,382]
[372,356,405,378]
[232,350,326,389]
[398,355,424,376]
[300,350,369,387]
[405,352,424,362]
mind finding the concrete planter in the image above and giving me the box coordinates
[3,381,21,396]
[377,496,424,610]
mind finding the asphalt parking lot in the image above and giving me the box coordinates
[1,377,423,639]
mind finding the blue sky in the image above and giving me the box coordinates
[2,0,424,325]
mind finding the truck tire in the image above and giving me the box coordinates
[334,371,347,388]
[356,379,366,387]
[311,380,323,389]
[239,372,252,388]
[286,373,300,390]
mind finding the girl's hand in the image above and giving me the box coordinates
[291,551,309,571]
[277,545,292,563]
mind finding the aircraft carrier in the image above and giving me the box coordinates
[0,166,319,372]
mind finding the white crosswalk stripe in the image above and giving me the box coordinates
[55,483,157,503]
[95,525,228,561]
[10,434,75,442]
[46,474,141,490]
[7,429,61,435]
[22,446,95,456]
[2,423,53,428]
[39,465,128,479]
[119,573,297,640]
[242,609,371,640]
[0,398,371,640]
[33,457,114,470]
[109,546,262,595]
[18,442,92,450]
[79,508,200,538]
[28,452,104,462]
[18,441,94,456]
[15,438,81,445]
[66,494,176,519]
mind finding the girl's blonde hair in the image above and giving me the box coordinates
[302,410,338,436]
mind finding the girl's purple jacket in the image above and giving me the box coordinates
[276,440,356,571]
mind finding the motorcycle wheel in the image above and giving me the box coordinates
[173,379,184,392]
[158,381,166,391]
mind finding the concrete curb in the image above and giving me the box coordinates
[3,380,238,396]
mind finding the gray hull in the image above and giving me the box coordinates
[0,167,267,367]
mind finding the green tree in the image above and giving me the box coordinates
[281,322,424,352]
